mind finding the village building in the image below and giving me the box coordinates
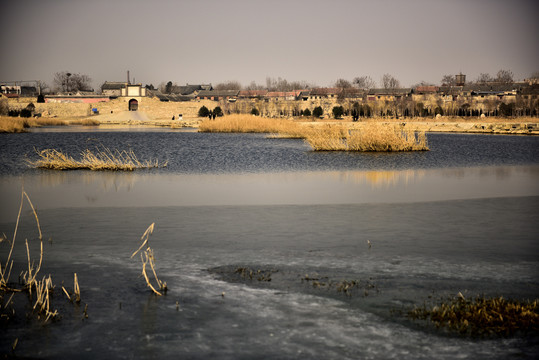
[196,90,240,102]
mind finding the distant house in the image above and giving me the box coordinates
[238,90,268,99]
[1,85,38,97]
[101,82,146,97]
[170,84,213,96]
[45,91,109,104]
[367,88,412,101]
[101,82,126,97]
[309,88,341,100]
[196,90,239,101]
[265,91,299,101]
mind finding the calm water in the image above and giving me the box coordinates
[0,128,538,359]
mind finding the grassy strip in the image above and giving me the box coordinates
[199,114,305,138]
[28,147,167,171]
[0,116,67,133]
[408,293,539,336]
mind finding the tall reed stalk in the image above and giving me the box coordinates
[131,223,167,296]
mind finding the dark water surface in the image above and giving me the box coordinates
[0,129,538,359]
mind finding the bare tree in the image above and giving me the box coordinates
[475,73,494,84]
[440,74,456,86]
[353,76,375,90]
[496,69,514,84]
[53,71,92,93]
[245,81,265,90]
[381,73,400,89]
[214,81,242,90]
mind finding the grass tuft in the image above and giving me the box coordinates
[28,146,167,171]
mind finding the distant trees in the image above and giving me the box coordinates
[352,76,375,90]
[165,81,173,94]
[475,73,494,84]
[214,81,242,90]
[474,69,515,85]
[53,71,92,93]
[441,74,456,86]
[381,73,400,90]
[496,69,514,84]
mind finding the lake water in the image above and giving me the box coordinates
[0,127,538,359]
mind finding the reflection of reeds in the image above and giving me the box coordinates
[131,223,167,296]
[29,146,167,171]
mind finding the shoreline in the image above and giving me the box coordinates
[2,113,538,135]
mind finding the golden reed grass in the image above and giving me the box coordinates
[0,189,60,322]
[199,114,305,138]
[131,223,167,296]
[28,146,167,171]
[199,115,428,152]
[0,116,67,133]
[304,124,429,151]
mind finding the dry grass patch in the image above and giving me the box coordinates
[0,116,68,133]
[408,293,539,337]
[28,146,167,171]
[0,116,26,133]
[303,123,429,152]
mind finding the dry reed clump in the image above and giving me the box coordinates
[199,114,304,138]
[0,116,27,133]
[0,189,84,324]
[0,116,68,133]
[131,223,167,296]
[408,292,539,337]
[303,123,429,152]
[28,146,167,171]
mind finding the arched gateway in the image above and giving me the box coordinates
[129,99,138,111]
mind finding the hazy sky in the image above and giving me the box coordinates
[1,0,538,90]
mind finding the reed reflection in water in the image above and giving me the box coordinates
[1,165,538,222]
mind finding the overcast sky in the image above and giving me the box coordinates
[1,0,538,90]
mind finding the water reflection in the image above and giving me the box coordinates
[1,166,538,223]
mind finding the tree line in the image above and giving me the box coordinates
[38,70,539,94]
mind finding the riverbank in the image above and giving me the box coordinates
[1,113,538,135]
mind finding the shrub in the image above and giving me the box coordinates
[198,105,210,117]
[332,106,344,119]
[312,106,324,118]
[499,102,515,117]
[0,98,8,115]
[302,108,311,117]
[213,106,223,117]
[20,108,33,118]
[251,108,260,116]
